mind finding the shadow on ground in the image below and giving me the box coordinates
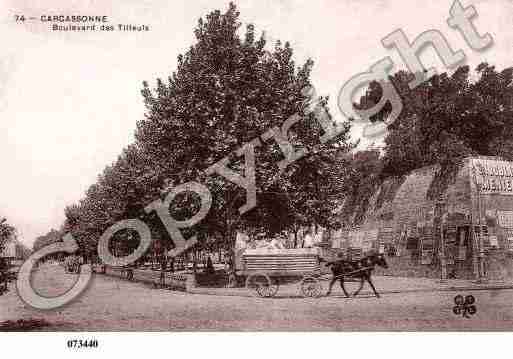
[0,318,52,331]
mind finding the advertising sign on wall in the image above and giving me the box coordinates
[471,158,513,195]
[458,246,467,260]
[445,225,457,244]
[348,229,378,251]
[379,227,394,244]
[489,235,498,247]
[498,211,513,228]
[348,231,362,248]
[446,243,457,265]
[421,250,433,264]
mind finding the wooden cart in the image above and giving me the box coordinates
[236,248,325,298]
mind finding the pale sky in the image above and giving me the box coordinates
[0,0,511,247]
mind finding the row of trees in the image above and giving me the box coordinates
[46,3,353,264]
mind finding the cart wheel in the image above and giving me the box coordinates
[245,273,278,298]
[300,276,322,298]
[263,278,279,298]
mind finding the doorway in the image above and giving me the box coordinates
[453,226,474,279]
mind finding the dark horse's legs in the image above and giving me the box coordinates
[366,277,380,298]
[352,274,381,298]
[326,277,337,296]
[352,277,365,297]
[327,276,350,297]
[339,277,350,297]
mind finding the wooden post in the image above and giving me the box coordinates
[470,160,486,282]
[476,183,486,282]
[437,197,447,283]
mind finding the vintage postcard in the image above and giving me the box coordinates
[1,0,513,349]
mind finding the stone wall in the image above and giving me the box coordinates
[374,256,440,278]
[485,250,513,280]
[340,158,480,279]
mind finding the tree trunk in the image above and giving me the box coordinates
[227,257,237,287]
[226,229,237,288]
[160,254,166,287]
[193,249,197,274]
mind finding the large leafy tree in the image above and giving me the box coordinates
[33,229,62,252]
[136,3,352,257]
[337,149,383,225]
[355,63,513,179]
[61,4,353,277]
[340,63,513,225]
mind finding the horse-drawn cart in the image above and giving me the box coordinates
[236,248,388,298]
[236,248,325,298]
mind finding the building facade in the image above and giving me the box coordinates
[0,236,16,258]
[334,156,513,281]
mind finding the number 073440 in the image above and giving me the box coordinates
[66,339,99,349]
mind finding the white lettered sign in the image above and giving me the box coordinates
[472,158,513,195]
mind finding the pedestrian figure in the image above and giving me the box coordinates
[159,255,167,287]
[206,256,214,275]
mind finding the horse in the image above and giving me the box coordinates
[324,253,388,298]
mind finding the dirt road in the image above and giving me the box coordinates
[1,263,513,331]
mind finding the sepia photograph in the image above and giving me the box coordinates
[1,0,513,349]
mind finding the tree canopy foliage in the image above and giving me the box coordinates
[33,229,62,252]
[60,3,352,260]
[340,63,513,225]
[357,63,513,177]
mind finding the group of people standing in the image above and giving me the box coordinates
[236,228,326,251]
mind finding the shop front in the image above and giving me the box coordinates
[468,157,513,280]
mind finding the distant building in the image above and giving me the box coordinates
[1,235,16,258]
[1,234,29,260]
